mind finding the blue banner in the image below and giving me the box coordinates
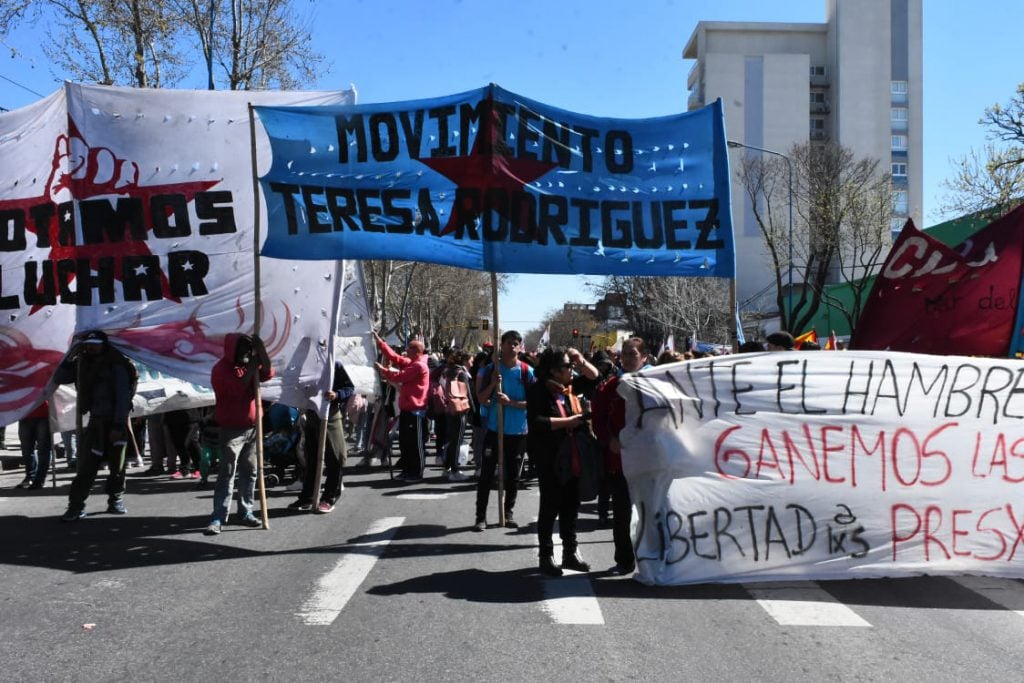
[256,85,734,276]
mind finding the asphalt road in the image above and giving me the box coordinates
[2,448,1024,683]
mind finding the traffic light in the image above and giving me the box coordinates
[481,318,489,330]
[572,328,579,338]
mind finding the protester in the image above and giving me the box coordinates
[164,409,202,479]
[438,349,474,481]
[55,330,137,521]
[373,332,430,480]
[204,334,273,535]
[290,361,353,513]
[593,337,651,575]
[766,331,795,351]
[16,400,51,490]
[474,331,534,530]
[738,340,766,353]
[527,346,599,575]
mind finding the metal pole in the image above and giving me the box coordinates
[727,140,794,330]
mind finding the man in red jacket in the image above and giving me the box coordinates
[204,333,274,535]
[373,331,429,480]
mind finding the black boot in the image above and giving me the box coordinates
[561,548,590,573]
[539,554,563,577]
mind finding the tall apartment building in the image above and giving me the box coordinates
[684,0,922,313]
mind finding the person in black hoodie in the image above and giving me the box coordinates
[55,330,136,521]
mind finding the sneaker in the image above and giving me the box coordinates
[611,562,636,575]
[189,470,201,479]
[473,519,487,532]
[288,499,313,511]
[503,514,519,529]
[60,507,87,522]
[15,477,31,489]
[170,471,184,480]
[447,471,469,482]
[285,480,304,492]
[203,520,222,535]
[315,501,335,514]
[107,500,127,515]
[28,481,44,490]
[240,513,262,527]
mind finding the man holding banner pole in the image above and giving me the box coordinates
[474,330,534,531]
[204,334,274,536]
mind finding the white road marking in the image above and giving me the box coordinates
[541,576,605,624]
[296,516,405,626]
[745,582,871,627]
[538,519,605,625]
[395,492,455,500]
[953,576,1024,616]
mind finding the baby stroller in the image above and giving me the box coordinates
[264,427,300,487]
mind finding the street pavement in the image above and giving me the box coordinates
[2,442,1024,682]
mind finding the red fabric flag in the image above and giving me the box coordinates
[825,330,839,350]
[852,207,1024,356]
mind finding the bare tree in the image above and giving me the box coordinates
[939,84,1024,221]
[590,276,733,350]
[215,0,325,90]
[738,141,892,333]
[9,0,187,87]
[1,0,323,90]
[364,260,497,351]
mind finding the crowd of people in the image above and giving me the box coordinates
[5,328,808,576]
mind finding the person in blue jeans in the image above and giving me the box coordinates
[204,334,274,535]
[17,400,52,489]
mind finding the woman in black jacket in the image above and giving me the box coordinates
[526,346,599,576]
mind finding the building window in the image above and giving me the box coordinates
[891,135,908,151]
[810,118,825,131]
[891,162,907,177]
[891,80,908,95]
[810,65,826,77]
[891,107,908,122]
[810,92,827,104]
[894,190,909,213]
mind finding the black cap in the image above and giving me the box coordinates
[80,330,108,346]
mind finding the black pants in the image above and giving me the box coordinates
[443,413,468,472]
[608,472,634,566]
[68,416,127,510]
[166,420,201,473]
[537,456,581,556]
[475,431,523,521]
[397,411,427,476]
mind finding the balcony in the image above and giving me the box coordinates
[810,130,829,141]
[687,91,704,111]
[810,74,830,88]
[810,101,831,114]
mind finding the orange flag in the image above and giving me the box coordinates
[825,330,839,350]
[794,330,818,348]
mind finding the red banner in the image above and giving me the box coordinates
[852,206,1024,357]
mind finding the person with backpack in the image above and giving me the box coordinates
[434,349,474,481]
[473,330,534,530]
[55,330,138,521]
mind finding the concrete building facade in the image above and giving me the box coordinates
[683,0,922,313]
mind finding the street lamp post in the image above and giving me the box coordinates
[727,140,794,330]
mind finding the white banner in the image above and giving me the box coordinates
[0,83,357,425]
[618,350,1024,585]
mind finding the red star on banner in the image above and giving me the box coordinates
[419,94,557,237]
[1,120,219,312]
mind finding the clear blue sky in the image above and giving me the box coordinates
[1,0,1020,332]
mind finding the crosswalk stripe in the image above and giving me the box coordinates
[537,519,605,625]
[295,516,405,626]
[745,582,872,627]
[541,576,605,624]
[952,576,1024,616]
